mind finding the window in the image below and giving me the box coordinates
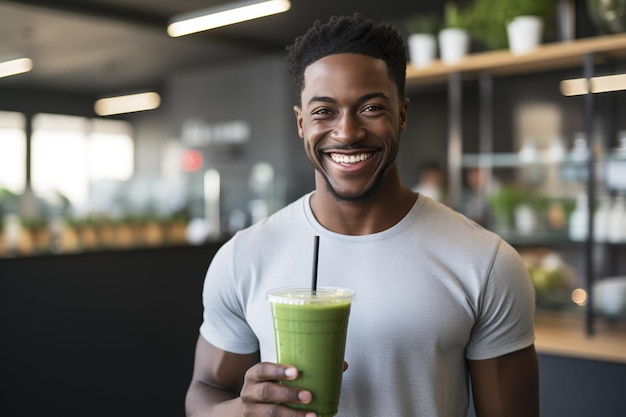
[0,111,27,194]
[31,114,89,208]
[31,113,134,213]
[89,119,134,182]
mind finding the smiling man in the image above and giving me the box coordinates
[185,13,538,417]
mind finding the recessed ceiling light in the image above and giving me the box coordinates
[560,73,626,96]
[167,0,291,37]
[94,92,161,116]
[0,57,33,79]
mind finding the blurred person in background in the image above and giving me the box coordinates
[412,160,446,202]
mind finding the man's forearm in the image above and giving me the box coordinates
[185,381,243,417]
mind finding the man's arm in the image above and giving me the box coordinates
[468,344,539,417]
[185,335,315,417]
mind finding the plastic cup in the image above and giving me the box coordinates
[267,287,354,417]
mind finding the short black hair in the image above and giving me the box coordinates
[286,13,407,100]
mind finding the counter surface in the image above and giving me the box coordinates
[534,311,626,364]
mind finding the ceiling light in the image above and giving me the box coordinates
[0,57,33,79]
[94,92,161,116]
[591,73,626,94]
[560,73,626,96]
[167,0,291,37]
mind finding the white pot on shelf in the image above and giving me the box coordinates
[507,15,544,55]
[438,28,469,65]
[593,276,626,318]
[408,33,437,68]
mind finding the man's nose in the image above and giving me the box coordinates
[331,112,366,144]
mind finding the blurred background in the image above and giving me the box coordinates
[0,0,619,252]
[1,1,626,416]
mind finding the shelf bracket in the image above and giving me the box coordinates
[584,51,596,337]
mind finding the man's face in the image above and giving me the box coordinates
[294,53,408,202]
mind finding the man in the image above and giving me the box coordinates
[185,13,538,417]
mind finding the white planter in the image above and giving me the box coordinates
[593,276,626,317]
[408,33,437,68]
[438,28,469,65]
[507,15,543,55]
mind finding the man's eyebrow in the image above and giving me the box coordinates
[359,92,390,102]
[307,96,335,106]
[306,92,390,107]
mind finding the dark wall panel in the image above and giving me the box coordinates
[0,244,218,417]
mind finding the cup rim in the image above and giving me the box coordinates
[266,286,355,305]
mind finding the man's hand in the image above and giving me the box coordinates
[186,337,350,417]
[240,362,315,417]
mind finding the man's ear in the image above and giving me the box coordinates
[293,105,304,139]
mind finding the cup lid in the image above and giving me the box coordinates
[267,287,354,305]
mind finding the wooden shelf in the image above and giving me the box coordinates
[405,32,626,364]
[406,32,626,87]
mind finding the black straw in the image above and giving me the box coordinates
[311,235,320,293]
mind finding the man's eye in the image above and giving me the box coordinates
[362,105,382,112]
[312,108,332,116]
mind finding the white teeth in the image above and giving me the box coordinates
[330,152,373,164]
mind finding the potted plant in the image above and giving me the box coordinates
[438,2,471,64]
[487,184,528,232]
[466,0,555,53]
[507,15,544,54]
[587,0,626,34]
[405,14,440,68]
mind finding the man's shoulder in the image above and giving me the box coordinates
[417,196,505,257]
[421,196,498,237]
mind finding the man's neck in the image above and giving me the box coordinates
[310,179,417,236]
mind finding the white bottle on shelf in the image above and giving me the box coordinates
[569,193,588,242]
[594,195,612,242]
[570,132,589,162]
[607,192,626,243]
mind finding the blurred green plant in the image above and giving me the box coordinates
[488,185,529,230]
[443,2,472,29]
[0,187,18,217]
[466,0,555,49]
[587,0,626,34]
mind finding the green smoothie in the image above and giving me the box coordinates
[268,287,354,417]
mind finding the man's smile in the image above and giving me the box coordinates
[329,152,374,165]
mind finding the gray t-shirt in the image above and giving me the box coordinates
[200,192,535,417]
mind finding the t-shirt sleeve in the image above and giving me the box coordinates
[199,240,260,354]
[465,238,536,360]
